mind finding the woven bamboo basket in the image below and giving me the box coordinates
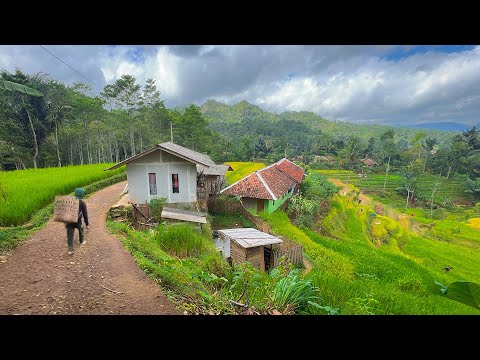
[54,196,79,223]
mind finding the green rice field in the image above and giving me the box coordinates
[260,195,480,314]
[314,169,471,204]
[0,164,125,226]
[224,162,266,184]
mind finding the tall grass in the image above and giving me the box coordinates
[108,220,325,315]
[154,223,217,257]
[224,162,265,184]
[259,207,480,314]
[0,164,125,226]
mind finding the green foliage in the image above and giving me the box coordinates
[301,172,339,199]
[149,197,167,222]
[434,281,480,310]
[261,211,355,280]
[465,178,480,202]
[211,213,254,228]
[271,268,321,314]
[345,293,380,315]
[154,223,214,258]
[0,80,43,96]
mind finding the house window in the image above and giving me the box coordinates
[149,173,157,195]
[172,174,179,193]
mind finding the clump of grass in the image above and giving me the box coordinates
[154,223,216,258]
[271,268,321,314]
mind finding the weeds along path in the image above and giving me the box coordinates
[0,181,178,315]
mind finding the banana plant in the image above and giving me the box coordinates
[434,280,480,310]
[0,80,43,96]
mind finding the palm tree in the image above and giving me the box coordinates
[465,179,480,203]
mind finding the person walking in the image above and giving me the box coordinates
[66,188,89,255]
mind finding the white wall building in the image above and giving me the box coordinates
[106,142,217,205]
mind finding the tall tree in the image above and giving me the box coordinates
[397,167,418,211]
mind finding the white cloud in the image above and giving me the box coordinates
[1,45,479,126]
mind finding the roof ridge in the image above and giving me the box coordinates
[256,172,277,200]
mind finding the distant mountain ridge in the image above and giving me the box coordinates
[200,99,455,141]
[402,122,471,132]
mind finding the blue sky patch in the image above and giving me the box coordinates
[383,45,475,61]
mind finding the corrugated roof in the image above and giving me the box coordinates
[197,164,233,176]
[218,228,283,248]
[159,142,216,167]
[105,142,215,170]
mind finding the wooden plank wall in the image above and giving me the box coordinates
[272,245,303,268]
[230,240,247,265]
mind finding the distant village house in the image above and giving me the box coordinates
[361,158,378,167]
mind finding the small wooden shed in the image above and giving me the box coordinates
[217,228,283,272]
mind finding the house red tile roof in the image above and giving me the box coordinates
[221,172,274,199]
[274,158,305,183]
[220,158,304,200]
[258,166,297,199]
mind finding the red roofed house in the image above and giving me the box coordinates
[220,158,305,214]
[361,158,378,167]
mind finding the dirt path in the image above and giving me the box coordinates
[0,181,178,315]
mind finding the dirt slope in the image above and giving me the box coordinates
[0,181,178,315]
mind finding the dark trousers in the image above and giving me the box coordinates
[66,224,84,251]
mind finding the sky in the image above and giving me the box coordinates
[1,44,479,126]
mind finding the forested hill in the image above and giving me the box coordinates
[200,99,453,143]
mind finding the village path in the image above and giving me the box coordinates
[0,181,178,315]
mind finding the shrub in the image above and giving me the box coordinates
[271,268,321,314]
[149,197,167,222]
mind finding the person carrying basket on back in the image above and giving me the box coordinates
[66,188,89,255]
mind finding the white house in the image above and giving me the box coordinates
[106,142,217,205]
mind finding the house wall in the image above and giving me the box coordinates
[241,197,258,214]
[231,241,247,265]
[246,246,265,271]
[126,149,197,204]
[215,232,231,258]
[265,186,295,214]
